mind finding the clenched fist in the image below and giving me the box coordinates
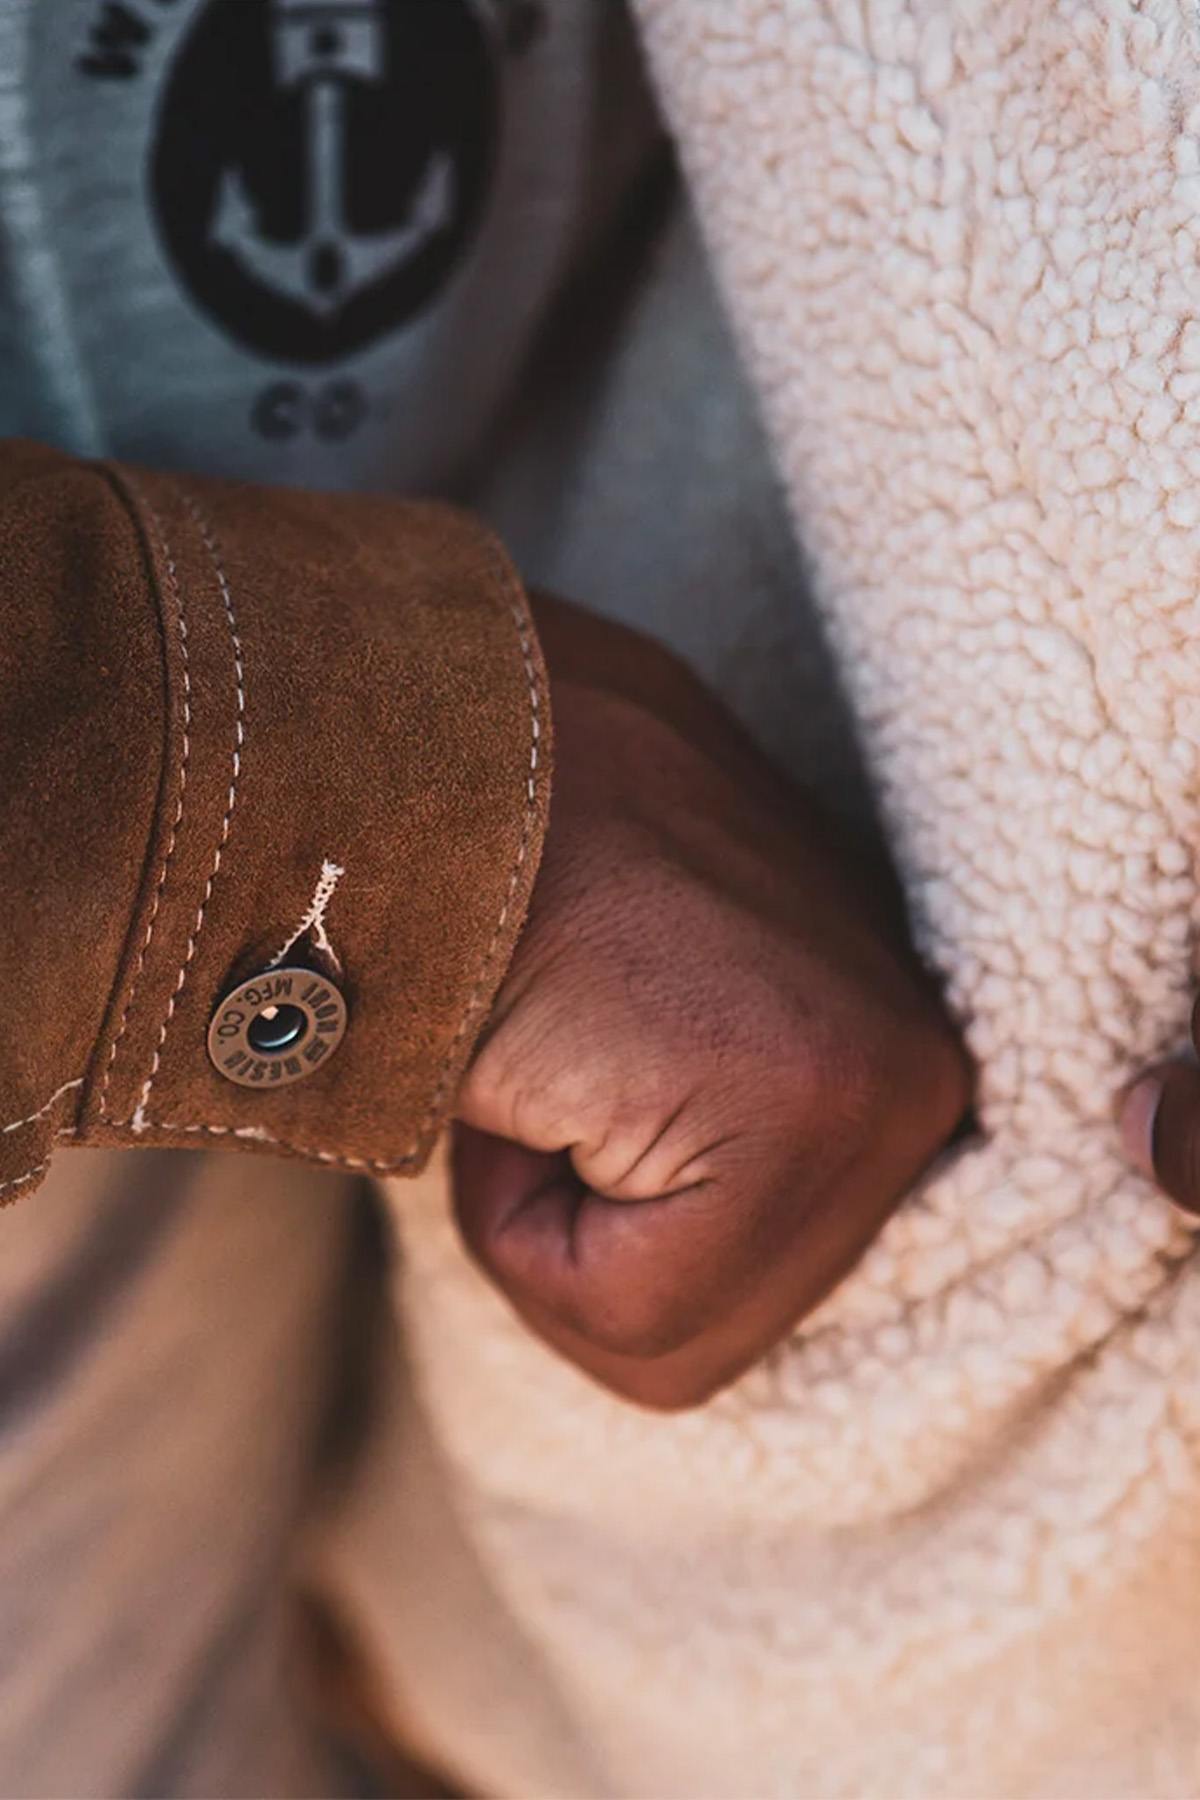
[454,598,971,1409]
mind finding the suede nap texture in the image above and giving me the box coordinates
[0,441,551,1201]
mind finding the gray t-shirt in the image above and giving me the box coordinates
[0,0,660,488]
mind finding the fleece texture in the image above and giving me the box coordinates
[327,4,1200,1794]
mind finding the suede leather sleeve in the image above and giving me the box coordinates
[0,440,551,1202]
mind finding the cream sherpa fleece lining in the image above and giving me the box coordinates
[339,4,1200,1794]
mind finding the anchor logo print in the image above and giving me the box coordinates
[151,0,498,364]
[211,0,455,320]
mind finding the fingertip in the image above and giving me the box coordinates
[1118,1071,1165,1178]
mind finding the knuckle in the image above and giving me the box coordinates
[799,1018,894,1140]
[841,1034,895,1124]
[907,1011,973,1140]
[810,994,969,1149]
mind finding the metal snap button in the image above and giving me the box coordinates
[207,967,347,1089]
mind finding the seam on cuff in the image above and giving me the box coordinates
[0,1159,53,1200]
[0,1077,85,1135]
[129,484,246,1130]
[402,532,544,1163]
[106,1117,420,1175]
[96,471,194,1122]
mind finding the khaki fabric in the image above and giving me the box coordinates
[0,1143,360,1798]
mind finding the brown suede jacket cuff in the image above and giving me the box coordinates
[0,440,551,1202]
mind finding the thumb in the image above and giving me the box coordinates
[1119,1061,1200,1215]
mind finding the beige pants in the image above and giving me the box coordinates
[0,1144,360,1798]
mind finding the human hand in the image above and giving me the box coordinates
[453,598,972,1408]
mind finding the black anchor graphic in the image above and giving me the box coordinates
[211,0,455,318]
